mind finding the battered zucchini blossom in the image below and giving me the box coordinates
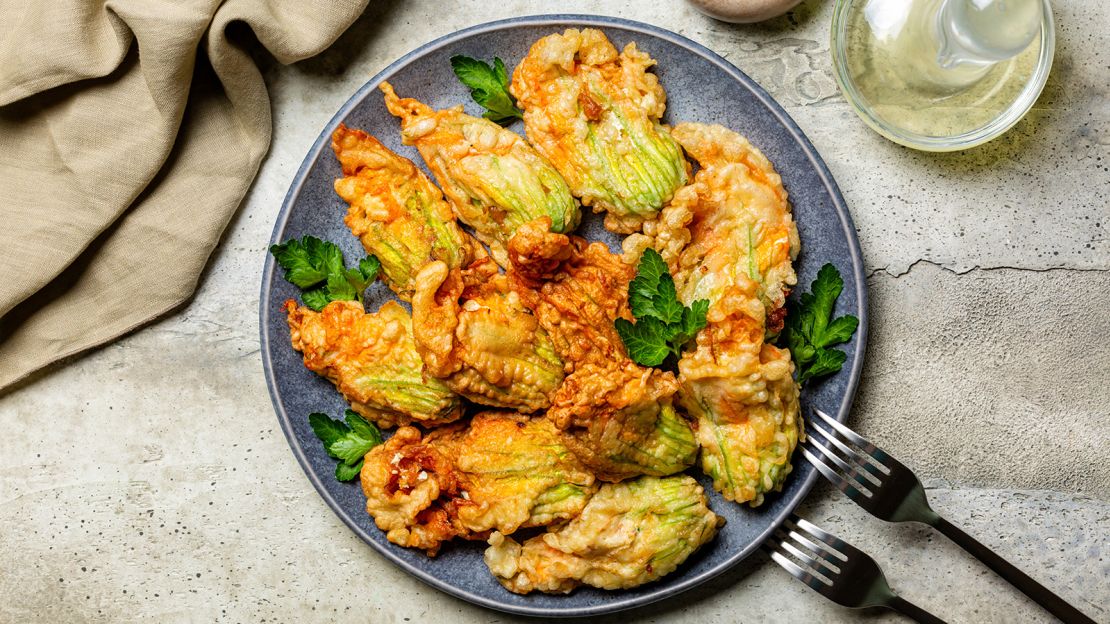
[623,122,802,506]
[410,258,564,412]
[284,299,462,429]
[381,82,579,266]
[511,28,688,234]
[507,219,697,479]
[360,413,596,555]
[331,124,482,301]
[485,475,722,593]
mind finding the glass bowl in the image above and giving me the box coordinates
[830,0,1055,151]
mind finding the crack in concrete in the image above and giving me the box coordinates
[867,258,1110,279]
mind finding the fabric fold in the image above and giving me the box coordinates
[0,0,370,391]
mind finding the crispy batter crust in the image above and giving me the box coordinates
[381,82,579,266]
[511,28,688,233]
[284,299,462,429]
[331,124,482,300]
[360,413,597,556]
[409,256,564,412]
[623,122,802,506]
[507,219,697,481]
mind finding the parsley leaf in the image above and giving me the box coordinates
[334,462,362,482]
[672,298,709,348]
[628,250,684,324]
[615,249,709,367]
[325,271,356,302]
[450,55,523,125]
[308,410,383,482]
[781,263,859,384]
[300,288,331,312]
[615,316,673,367]
[269,236,380,311]
[270,235,342,288]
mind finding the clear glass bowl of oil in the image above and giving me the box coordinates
[831,0,1055,151]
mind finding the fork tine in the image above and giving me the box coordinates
[807,430,883,488]
[801,445,871,500]
[809,424,887,483]
[812,409,894,466]
[784,518,850,567]
[776,527,843,572]
[793,515,833,541]
[767,529,841,586]
[793,515,856,558]
[811,409,865,445]
[779,535,842,577]
[781,526,847,575]
[779,525,831,561]
[767,549,832,592]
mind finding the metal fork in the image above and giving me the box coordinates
[765,514,946,623]
[802,408,1096,624]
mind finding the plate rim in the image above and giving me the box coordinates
[259,13,869,618]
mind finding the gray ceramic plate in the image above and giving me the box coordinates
[260,15,867,618]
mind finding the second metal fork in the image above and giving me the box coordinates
[766,514,947,623]
[802,408,1095,624]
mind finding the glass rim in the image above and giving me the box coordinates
[830,0,1056,152]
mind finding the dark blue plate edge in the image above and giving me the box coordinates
[258,14,869,619]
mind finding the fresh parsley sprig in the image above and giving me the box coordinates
[781,263,859,384]
[270,236,380,312]
[450,55,523,125]
[309,409,383,482]
[615,249,709,367]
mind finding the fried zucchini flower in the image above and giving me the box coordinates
[510,28,688,233]
[681,307,801,506]
[331,124,482,300]
[623,122,799,325]
[484,475,722,593]
[284,299,462,429]
[381,82,580,266]
[410,258,564,412]
[622,122,802,506]
[551,362,697,481]
[360,413,597,556]
[507,219,697,480]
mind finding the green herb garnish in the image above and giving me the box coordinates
[781,263,859,383]
[270,236,380,312]
[309,409,384,481]
[450,55,523,125]
[615,249,709,367]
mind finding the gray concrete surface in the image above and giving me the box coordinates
[1,0,1108,622]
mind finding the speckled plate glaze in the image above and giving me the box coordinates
[259,15,867,618]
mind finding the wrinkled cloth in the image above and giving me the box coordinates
[0,0,369,391]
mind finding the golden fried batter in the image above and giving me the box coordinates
[410,257,564,412]
[360,413,597,556]
[508,219,633,369]
[331,124,482,300]
[284,300,463,429]
[682,298,801,505]
[484,475,722,593]
[511,28,688,233]
[332,125,563,410]
[507,219,697,480]
[623,122,802,506]
[550,362,697,482]
[381,82,579,266]
[623,122,800,319]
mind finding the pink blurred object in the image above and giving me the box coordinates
[687,0,804,23]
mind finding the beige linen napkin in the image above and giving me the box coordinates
[0,0,369,391]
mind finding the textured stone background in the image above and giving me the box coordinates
[1,1,1107,622]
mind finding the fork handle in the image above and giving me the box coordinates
[887,596,948,623]
[932,516,1095,624]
